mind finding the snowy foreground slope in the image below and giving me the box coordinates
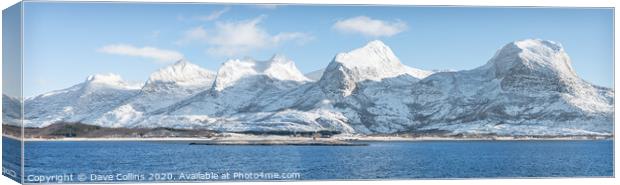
[18,39,614,136]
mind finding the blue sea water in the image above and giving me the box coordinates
[4,138,613,183]
[2,137,21,182]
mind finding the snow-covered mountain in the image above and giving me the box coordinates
[92,60,216,127]
[24,74,141,127]
[132,54,313,129]
[299,39,613,135]
[319,40,433,96]
[145,59,215,90]
[19,39,614,136]
[2,94,21,125]
[412,39,614,135]
[211,54,309,92]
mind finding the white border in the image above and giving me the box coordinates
[0,0,617,185]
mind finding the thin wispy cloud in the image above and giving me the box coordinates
[176,7,230,22]
[333,16,408,37]
[196,7,230,21]
[98,44,184,63]
[177,15,313,56]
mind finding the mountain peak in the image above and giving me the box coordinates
[363,40,390,50]
[87,73,122,82]
[268,54,291,64]
[326,40,431,81]
[146,60,215,87]
[333,40,398,69]
[212,55,309,91]
[513,39,563,52]
[488,39,576,78]
[262,54,309,82]
[172,59,189,66]
[85,73,133,88]
[319,40,432,96]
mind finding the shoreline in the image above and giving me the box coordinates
[4,134,613,142]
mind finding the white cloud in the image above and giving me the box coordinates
[333,16,407,37]
[196,7,230,21]
[98,44,184,63]
[177,16,312,56]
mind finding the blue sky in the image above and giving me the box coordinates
[20,2,613,97]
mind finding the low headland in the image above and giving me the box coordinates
[2,123,612,146]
